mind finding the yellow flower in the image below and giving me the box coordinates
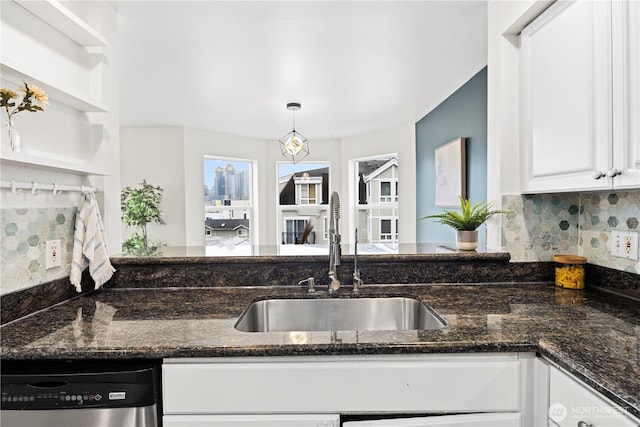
[0,88,18,99]
[24,83,48,106]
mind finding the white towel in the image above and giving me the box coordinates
[70,192,115,292]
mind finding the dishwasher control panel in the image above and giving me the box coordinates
[1,383,132,410]
[1,362,158,411]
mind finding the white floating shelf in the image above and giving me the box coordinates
[0,149,110,176]
[14,0,107,47]
[1,59,108,113]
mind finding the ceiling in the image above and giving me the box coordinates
[116,1,487,140]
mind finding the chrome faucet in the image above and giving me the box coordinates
[328,191,341,294]
[353,227,363,295]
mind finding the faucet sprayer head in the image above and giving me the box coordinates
[330,191,341,219]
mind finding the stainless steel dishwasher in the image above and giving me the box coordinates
[1,360,160,427]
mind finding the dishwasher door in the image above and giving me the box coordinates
[1,406,157,427]
[1,360,159,427]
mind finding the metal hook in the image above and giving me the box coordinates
[31,181,39,195]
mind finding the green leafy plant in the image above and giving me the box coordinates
[121,180,166,255]
[421,197,508,231]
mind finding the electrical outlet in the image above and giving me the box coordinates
[45,239,62,269]
[610,230,639,260]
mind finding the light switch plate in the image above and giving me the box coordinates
[610,230,639,260]
[45,239,62,269]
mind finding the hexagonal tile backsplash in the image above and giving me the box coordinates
[1,208,76,294]
[1,190,638,294]
[502,190,640,274]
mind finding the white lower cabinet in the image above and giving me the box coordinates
[163,353,532,426]
[546,363,640,427]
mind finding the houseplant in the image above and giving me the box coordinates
[421,197,508,250]
[121,180,166,255]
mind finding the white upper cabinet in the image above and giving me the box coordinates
[612,0,640,188]
[520,0,640,193]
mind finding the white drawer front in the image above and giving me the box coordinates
[163,355,520,414]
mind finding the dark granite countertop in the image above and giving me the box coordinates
[1,283,638,418]
[110,244,510,264]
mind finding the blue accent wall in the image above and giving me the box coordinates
[415,66,488,245]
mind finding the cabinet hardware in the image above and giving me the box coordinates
[606,168,622,178]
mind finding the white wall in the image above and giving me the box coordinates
[120,127,186,247]
[120,124,415,248]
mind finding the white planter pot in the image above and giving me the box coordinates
[456,230,478,251]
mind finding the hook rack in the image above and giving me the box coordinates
[1,180,97,195]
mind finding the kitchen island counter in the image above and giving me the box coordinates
[1,283,638,418]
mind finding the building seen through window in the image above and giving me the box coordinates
[278,162,330,254]
[355,155,399,253]
[204,157,253,253]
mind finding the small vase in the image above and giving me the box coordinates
[456,230,478,251]
[7,119,21,152]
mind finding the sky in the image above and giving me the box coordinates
[277,162,329,179]
[204,158,330,187]
[203,158,251,187]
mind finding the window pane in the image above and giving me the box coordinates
[381,219,391,233]
[204,157,253,252]
[381,182,391,196]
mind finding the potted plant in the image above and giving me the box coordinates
[1,82,48,152]
[121,180,166,255]
[421,197,508,250]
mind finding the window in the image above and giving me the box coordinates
[380,219,392,240]
[204,156,254,251]
[283,218,310,244]
[277,162,330,254]
[323,216,329,240]
[380,181,392,202]
[299,183,318,205]
[379,218,398,241]
[353,155,399,252]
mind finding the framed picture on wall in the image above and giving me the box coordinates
[434,137,466,207]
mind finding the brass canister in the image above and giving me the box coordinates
[553,255,586,289]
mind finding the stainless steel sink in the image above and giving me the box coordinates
[234,297,446,332]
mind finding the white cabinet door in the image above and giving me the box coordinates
[520,0,613,193]
[343,412,520,427]
[164,414,339,427]
[612,0,640,188]
[548,365,640,427]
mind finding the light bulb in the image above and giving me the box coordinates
[285,134,303,156]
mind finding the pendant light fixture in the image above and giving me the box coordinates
[279,102,309,164]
